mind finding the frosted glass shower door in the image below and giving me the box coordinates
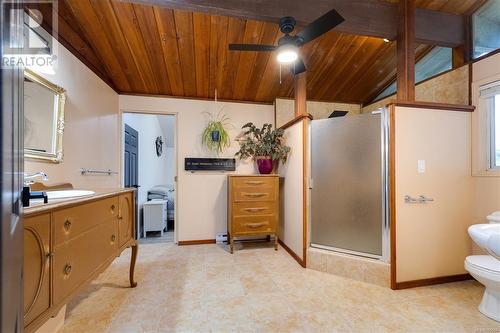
[311,113,383,256]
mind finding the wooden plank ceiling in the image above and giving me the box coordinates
[45,0,483,104]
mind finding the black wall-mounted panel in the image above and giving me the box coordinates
[185,158,236,171]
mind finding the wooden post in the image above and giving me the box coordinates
[396,0,415,101]
[294,72,307,116]
[452,15,472,68]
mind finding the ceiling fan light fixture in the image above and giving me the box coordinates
[277,45,298,63]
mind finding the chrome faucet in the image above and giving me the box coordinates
[23,172,48,186]
[22,172,49,207]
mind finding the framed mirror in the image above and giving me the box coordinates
[24,69,66,163]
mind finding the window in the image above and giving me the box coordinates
[480,81,500,169]
[373,47,452,102]
[492,94,500,168]
[473,0,500,59]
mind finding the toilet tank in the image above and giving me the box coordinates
[487,211,500,224]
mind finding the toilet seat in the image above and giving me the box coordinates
[466,255,500,275]
[487,211,500,223]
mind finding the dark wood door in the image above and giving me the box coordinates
[1,2,24,331]
[124,123,139,237]
[124,124,138,188]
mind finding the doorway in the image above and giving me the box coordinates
[122,112,177,244]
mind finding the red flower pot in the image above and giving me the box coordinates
[256,156,273,174]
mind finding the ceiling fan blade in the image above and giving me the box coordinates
[296,9,345,44]
[290,57,306,75]
[229,44,277,51]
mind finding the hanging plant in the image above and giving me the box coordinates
[202,112,231,154]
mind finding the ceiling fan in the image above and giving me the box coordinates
[228,9,344,75]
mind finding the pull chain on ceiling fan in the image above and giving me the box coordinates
[228,9,344,75]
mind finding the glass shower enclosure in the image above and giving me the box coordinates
[310,109,389,260]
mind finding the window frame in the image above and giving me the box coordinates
[488,93,500,170]
[479,80,500,172]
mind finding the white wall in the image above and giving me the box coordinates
[119,95,274,242]
[24,40,120,189]
[394,106,473,282]
[471,52,500,235]
[122,113,175,211]
[278,120,306,261]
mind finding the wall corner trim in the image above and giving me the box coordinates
[395,274,473,289]
[279,114,313,130]
[278,239,305,268]
[387,100,475,112]
[178,239,216,246]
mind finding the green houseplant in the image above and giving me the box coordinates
[235,123,290,174]
[202,112,231,154]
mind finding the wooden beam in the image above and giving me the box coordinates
[294,72,307,117]
[396,0,415,101]
[127,0,465,47]
[452,15,472,68]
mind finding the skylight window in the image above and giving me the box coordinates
[473,0,500,59]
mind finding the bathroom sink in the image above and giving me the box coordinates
[468,224,500,260]
[46,190,95,200]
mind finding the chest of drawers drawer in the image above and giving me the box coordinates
[232,201,277,216]
[233,214,277,234]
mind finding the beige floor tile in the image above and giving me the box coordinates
[56,243,500,333]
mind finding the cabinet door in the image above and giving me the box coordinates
[24,214,51,326]
[118,193,134,247]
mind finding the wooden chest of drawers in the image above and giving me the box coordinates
[227,175,279,253]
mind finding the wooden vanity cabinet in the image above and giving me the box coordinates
[24,214,51,326]
[118,193,133,247]
[23,190,137,333]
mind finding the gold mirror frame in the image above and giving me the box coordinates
[24,69,66,163]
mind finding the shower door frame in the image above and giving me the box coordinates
[309,108,391,263]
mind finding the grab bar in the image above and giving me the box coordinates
[404,195,434,204]
[80,168,118,175]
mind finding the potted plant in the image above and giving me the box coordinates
[202,112,231,154]
[235,123,290,174]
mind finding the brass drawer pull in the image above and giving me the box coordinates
[111,204,116,211]
[64,264,72,275]
[244,222,268,228]
[64,219,72,231]
[111,234,116,242]
[243,193,266,198]
[243,207,266,212]
[245,181,264,185]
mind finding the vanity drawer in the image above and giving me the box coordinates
[53,221,118,305]
[233,214,277,234]
[233,201,277,216]
[53,197,118,246]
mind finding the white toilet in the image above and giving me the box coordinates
[465,211,500,322]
